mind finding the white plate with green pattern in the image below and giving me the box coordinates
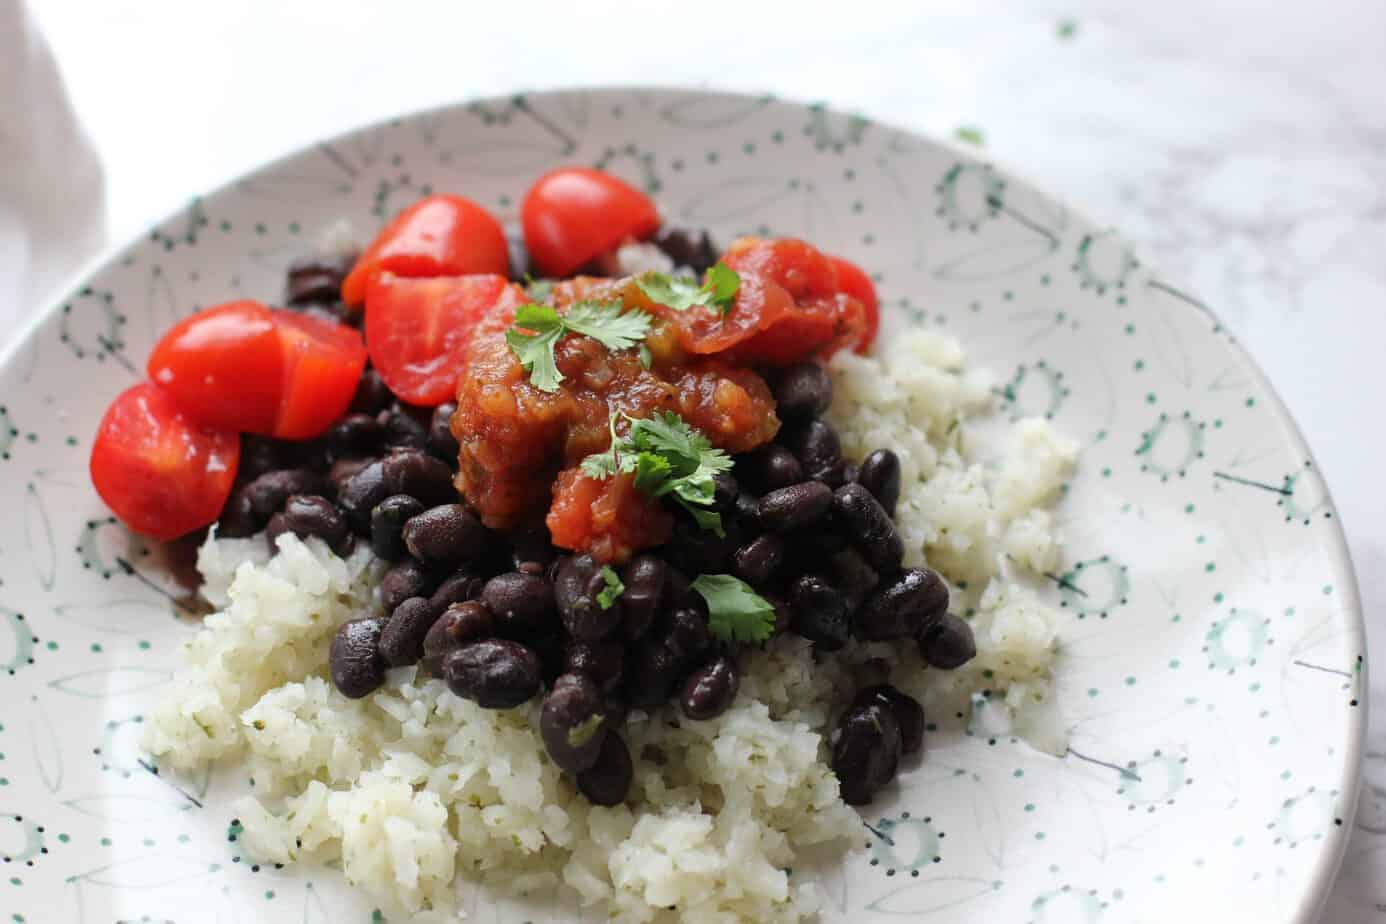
[0,88,1364,924]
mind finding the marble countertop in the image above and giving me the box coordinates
[24,0,1386,918]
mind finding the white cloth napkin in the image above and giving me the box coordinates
[0,0,106,348]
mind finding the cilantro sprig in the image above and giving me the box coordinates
[597,565,624,610]
[505,300,653,393]
[580,411,733,535]
[636,262,740,316]
[691,574,777,644]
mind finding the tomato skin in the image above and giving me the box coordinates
[546,468,673,564]
[521,167,660,277]
[341,195,509,306]
[365,273,524,406]
[90,383,240,540]
[147,300,367,440]
[828,255,880,354]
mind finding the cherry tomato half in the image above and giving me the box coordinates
[341,194,509,306]
[148,300,367,439]
[364,273,525,406]
[521,167,660,278]
[90,382,240,540]
[828,255,880,354]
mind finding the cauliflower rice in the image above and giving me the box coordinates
[145,327,1077,921]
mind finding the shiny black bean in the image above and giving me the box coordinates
[731,533,786,588]
[652,226,718,274]
[381,448,456,507]
[576,730,633,806]
[782,419,842,482]
[625,639,684,707]
[239,437,284,481]
[378,405,430,450]
[553,555,624,641]
[285,253,353,305]
[734,491,762,531]
[854,685,924,754]
[217,487,259,538]
[329,456,375,494]
[841,462,860,486]
[370,494,425,560]
[350,368,393,415]
[337,460,390,534]
[421,600,493,675]
[662,516,740,576]
[788,574,849,650]
[264,511,291,550]
[619,554,667,641]
[480,572,557,640]
[857,568,948,642]
[402,504,485,568]
[330,617,386,699]
[379,596,440,667]
[832,483,903,573]
[245,468,328,521]
[540,673,609,774]
[444,639,542,708]
[707,471,739,510]
[831,700,902,805]
[427,403,460,462]
[275,494,351,554]
[737,445,803,493]
[327,413,385,462]
[664,567,705,614]
[429,571,484,611]
[857,449,901,518]
[918,613,977,669]
[563,640,625,694]
[681,654,740,720]
[662,608,713,665]
[772,362,832,422]
[757,481,833,532]
[380,558,437,615]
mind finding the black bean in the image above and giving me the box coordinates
[737,445,803,493]
[327,413,385,462]
[664,608,714,664]
[831,699,902,805]
[788,574,849,650]
[402,504,485,569]
[576,730,633,806]
[330,617,386,699]
[540,673,609,774]
[832,483,903,573]
[370,494,425,560]
[919,613,977,669]
[772,362,832,422]
[757,481,833,532]
[217,487,259,538]
[275,494,351,554]
[618,554,667,641]
[731,533,786,588]
[734,491,762,531]
[285,253,353,305]
[425,402,460,462]
[662,515,740,576]
[553,555,624,641]
[337,460,390,534]
[480,572,557,640]
[379,596,440,667]
[240,437,284,481]
[380,558,437,615]
[854,685,924,754]
[245,468,328,521]
[350,368,393,415]
[652,226,718,274]
[664,567,705,614]
[381,448,456,507]
[857,449,901,518]
[857,568,948,642]
[329,456,375,494]
[625,639,684,707]
[443,639,542,708]
[430,571,485,611]
[264,511,291,550]
[507,526,558,573]
[421,600,493,675]
[563,640,625,694]
[681,654,740,720]
[782,419,842,482]
[711,472,740,511]
[783,524,848,577]
[530,631,567,684]
[378,404,430,450]
[841,462,860,486]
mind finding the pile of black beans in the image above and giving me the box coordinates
[214,239,977,808]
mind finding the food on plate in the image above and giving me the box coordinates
[88,167,1076,921]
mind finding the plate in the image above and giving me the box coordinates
[0,88,1364,923]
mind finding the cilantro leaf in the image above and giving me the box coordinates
[691,574,776,644]
[506,300,652,393]
[636,261,740,316]
[597,566,624,609]
[703,263,740,314]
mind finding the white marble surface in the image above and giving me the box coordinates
[19,0,1386,918]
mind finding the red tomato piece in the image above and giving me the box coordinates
[341,194,509,306]
[828,255,880,354]
[147,300,367,440]
[546,468,673,565]
[364,273,524,406]
[521,167,660,278]
[90,383,240,540]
